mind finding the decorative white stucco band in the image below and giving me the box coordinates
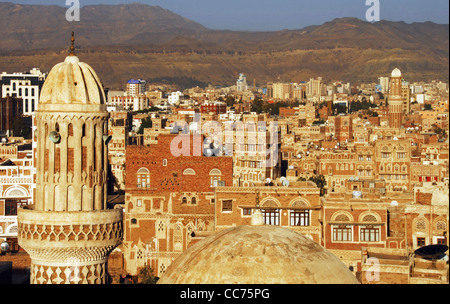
[17,206,123,284]
[17,207,123,262]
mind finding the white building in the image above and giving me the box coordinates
[378,77,390,94]
[168,91,184,105]
[0,68,46,116]
[237,73,248,92]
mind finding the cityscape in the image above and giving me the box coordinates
[0,0,449,288]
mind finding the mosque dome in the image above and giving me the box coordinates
[158,224,359,284]
[391,68,402,78]
[39,55,106,106]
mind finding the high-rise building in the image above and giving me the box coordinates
[0,68,46,116]
[307,77,323,99]
[378,77,390,94]
[126,79,146,96]
[237,73,248,92]
[388,68,404,129]
[17,37,123,284]
[272,82,291,100]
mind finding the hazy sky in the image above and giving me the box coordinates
[5,0,450,31]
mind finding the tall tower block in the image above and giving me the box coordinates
[17,35,123,284]
[388,68,404,129]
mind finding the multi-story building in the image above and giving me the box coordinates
[0,141,34,251]
[122,134,233,277]
[109,95,148,111]
[374,138,412,192]
[126,79,146,96]
[0,68,46,116]
[272,82,291,100]
[236,73,248,92]
[307,77,323,100]
[214,183,322,243]
[0,97,23,136]
[200,102,227,115]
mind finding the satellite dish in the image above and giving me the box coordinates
[282,179,290,187]
[49,131,61,144]
[0,241,9,252]
[352,191,362,198]
[414,245,449,261]
[103,135,113,145]
[280,176,286,181]
[266,178,271,184]
[204,148,213,157]
[390,200,399,207]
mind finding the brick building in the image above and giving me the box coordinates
[122,134,233,277]
[214,183,322,244]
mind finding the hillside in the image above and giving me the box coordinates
[0,2,448,88]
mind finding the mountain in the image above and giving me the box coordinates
[0,2,207,51]
[0,2,448,87]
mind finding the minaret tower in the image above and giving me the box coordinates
[388,68,404,129]
[17,33,122,284]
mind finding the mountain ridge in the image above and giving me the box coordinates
[0,2,448,87]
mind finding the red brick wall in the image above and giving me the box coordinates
[125,134,233,193]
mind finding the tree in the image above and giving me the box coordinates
[138,117,152,134]
[138,264,159,284]
[298,175,327,196]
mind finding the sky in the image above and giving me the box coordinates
[4,0,450,31]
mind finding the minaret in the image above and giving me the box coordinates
[388,68,404,129]
[17,33,123,284]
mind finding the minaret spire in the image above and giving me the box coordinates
[70,31,76,56]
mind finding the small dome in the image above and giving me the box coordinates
[39,55,106,105]
[391,68,402,78]
[158,225,359,284]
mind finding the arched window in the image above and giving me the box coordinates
[332,213,353,242]
[261,199,280,226]
[290,200,310,227]
[183,168,196,175]
[181,197,187,204]
[359,213,380,242]
[191,197,197,205]
[210,169,223,187]
[137,168,150,188]
[210,169,222,175]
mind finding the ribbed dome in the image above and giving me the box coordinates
[158,225,359,284]
[39,55,106,105]
[391,68,402,78]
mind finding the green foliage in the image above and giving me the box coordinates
[136,106,161,114]
[298,175,327,196]
[251,98,291,116]
[138,264,159,284]
[138,117,153,134]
